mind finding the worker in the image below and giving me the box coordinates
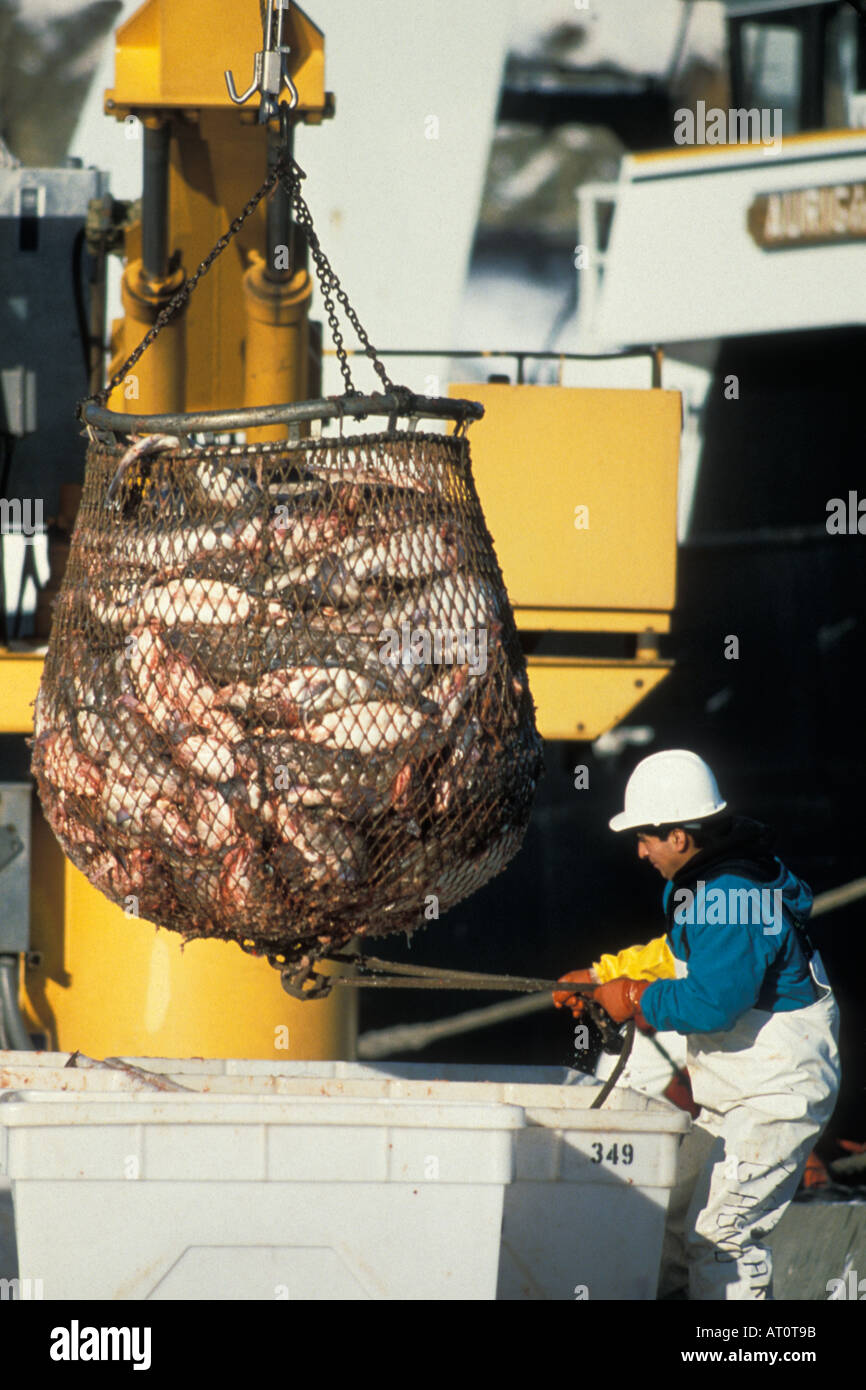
[555,749,840,1301]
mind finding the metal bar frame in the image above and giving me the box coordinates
[81,391,484,438]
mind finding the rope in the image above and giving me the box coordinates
[358,992,550,1059]
[590,1020,635,1109]
[810,876,866,917]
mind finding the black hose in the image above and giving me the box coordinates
[590,1019,635,1110]
[0,955,35,1051]
[71,226,91,383]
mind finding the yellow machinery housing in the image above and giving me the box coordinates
[451,382,678,741]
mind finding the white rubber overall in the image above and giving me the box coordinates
[657,955,840,1299]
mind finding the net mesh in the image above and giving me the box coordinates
[31,429,543,965]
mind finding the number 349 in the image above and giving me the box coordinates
[590,1142,634,1165]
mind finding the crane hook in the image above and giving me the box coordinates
[224,0,298,122]
[225,53,264,108]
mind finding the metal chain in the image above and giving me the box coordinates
[79,148,407,416]
[81,158,287,413]
[276,156,400,399]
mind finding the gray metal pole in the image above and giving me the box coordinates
[142,123,170,282]
[266,120,293,282]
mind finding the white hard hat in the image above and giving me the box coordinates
[609,749,727,832]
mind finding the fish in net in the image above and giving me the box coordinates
[31,427,544,971]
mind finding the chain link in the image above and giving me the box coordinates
[79,149,407,418]
[82,160,285,413]
[279,162,397,398]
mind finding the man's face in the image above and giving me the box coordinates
[636,830,696,880]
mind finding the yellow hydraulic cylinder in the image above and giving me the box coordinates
[22,803,357,1060]
[28,253,355,1062]
[107,259,186,414]
[242,257,312,442]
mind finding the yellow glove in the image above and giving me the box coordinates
[593,934,676,984]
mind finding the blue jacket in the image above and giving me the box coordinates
[641,821,818,1035]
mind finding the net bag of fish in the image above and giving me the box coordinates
[31,427,543,971]
[30,152,543,978]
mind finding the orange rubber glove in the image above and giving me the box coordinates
[662,1068,701,1119]
[592,976,653,1032]
[802,1152,829,1189]
[553,969,595,1015]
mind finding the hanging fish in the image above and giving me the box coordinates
[106,434,183,505]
